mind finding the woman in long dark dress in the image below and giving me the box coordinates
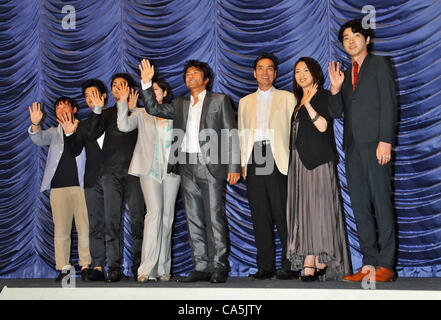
[286,57,351,281]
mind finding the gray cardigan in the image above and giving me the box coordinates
[29,125,85,192]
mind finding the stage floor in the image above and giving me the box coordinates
[1,276,440,300]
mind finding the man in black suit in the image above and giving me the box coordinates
[138,58,241,283]
[328,19,397,282]
[88,73,145,282]
[63,79,108,281]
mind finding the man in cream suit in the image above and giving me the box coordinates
[238,53,296,280]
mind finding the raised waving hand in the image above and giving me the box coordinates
[128,88,139,111]
[328,60,345,95]
[139,59,155,84]
[29,102,43,125]
[57,110,79,135]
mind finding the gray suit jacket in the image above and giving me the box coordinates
[141,87,241,180]
[329,54,397,149]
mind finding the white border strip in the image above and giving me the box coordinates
[1,287,441,300]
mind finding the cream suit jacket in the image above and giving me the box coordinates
[117,101,156,176]
[238,88,295,176]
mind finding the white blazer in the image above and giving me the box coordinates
[238,88,295,176]
[117,102,156,176]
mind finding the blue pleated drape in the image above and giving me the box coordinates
[1,0,440,278]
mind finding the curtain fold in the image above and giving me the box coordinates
[0,0,440,278]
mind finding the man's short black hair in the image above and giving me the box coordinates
[152,77,174,104]
[253,53,279,72]
[111,72,137,90]
[81,79,108,104]
[53,96,78,112]
[338,18,374,44]
[81,79,107,97]
[183,60,213,91]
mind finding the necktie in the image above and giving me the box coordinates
[352,61,359,91]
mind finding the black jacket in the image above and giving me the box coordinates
[88,105,138,176]
[67,116,103,188]
[328,54,397,149]
[291,89,337,170]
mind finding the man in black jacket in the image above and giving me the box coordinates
[88,73,145,282]
[64,79,108,281]
[328,19,397,282]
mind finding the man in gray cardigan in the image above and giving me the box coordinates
[28,98,90,282]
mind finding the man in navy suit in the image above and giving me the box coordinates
[328,19,397,282]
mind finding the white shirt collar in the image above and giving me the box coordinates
[190,90,207,105]
[257,86,274,96]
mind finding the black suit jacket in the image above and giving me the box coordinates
[88,105,138,176]
[328,54,397,149]
[292,89,337,170]
[141,87,241,180]
[67,116,103,188]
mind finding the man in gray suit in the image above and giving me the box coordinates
[138,58,241,283]
[328,19,397,282]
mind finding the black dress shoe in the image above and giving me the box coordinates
[315,266,328,281]
[55,270,70,282]
[81,268,89,281]
[106,270,124,283]
[249,270,274,280]
[210,270,228,283]
[88,268,105,281]
[131,265,140,281]
[276,269,300,280]
[178,271,211,283]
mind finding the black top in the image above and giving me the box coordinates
[51,135,80,188]
[291,89,337,170]
[67,116,104,188]
[88,105,138,176]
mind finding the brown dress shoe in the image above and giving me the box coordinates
[342,268,371,282]
[369,267,395,282]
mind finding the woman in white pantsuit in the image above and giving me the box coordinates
[116,78,180,282]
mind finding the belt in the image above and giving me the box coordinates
[183,152,204,164]
[255,140,270,147]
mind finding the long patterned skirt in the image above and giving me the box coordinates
[286,148,352,280]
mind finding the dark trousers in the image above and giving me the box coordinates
[102,173,145,274]
[84,176,106,268]
[180,158,229,274]
[345,142,396,269]
[246,143,290,272]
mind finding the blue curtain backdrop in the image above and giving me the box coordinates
[0,0,440,278]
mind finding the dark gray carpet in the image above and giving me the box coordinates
[1,276,440,291]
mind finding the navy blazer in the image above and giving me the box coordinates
[329,54,397,149]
